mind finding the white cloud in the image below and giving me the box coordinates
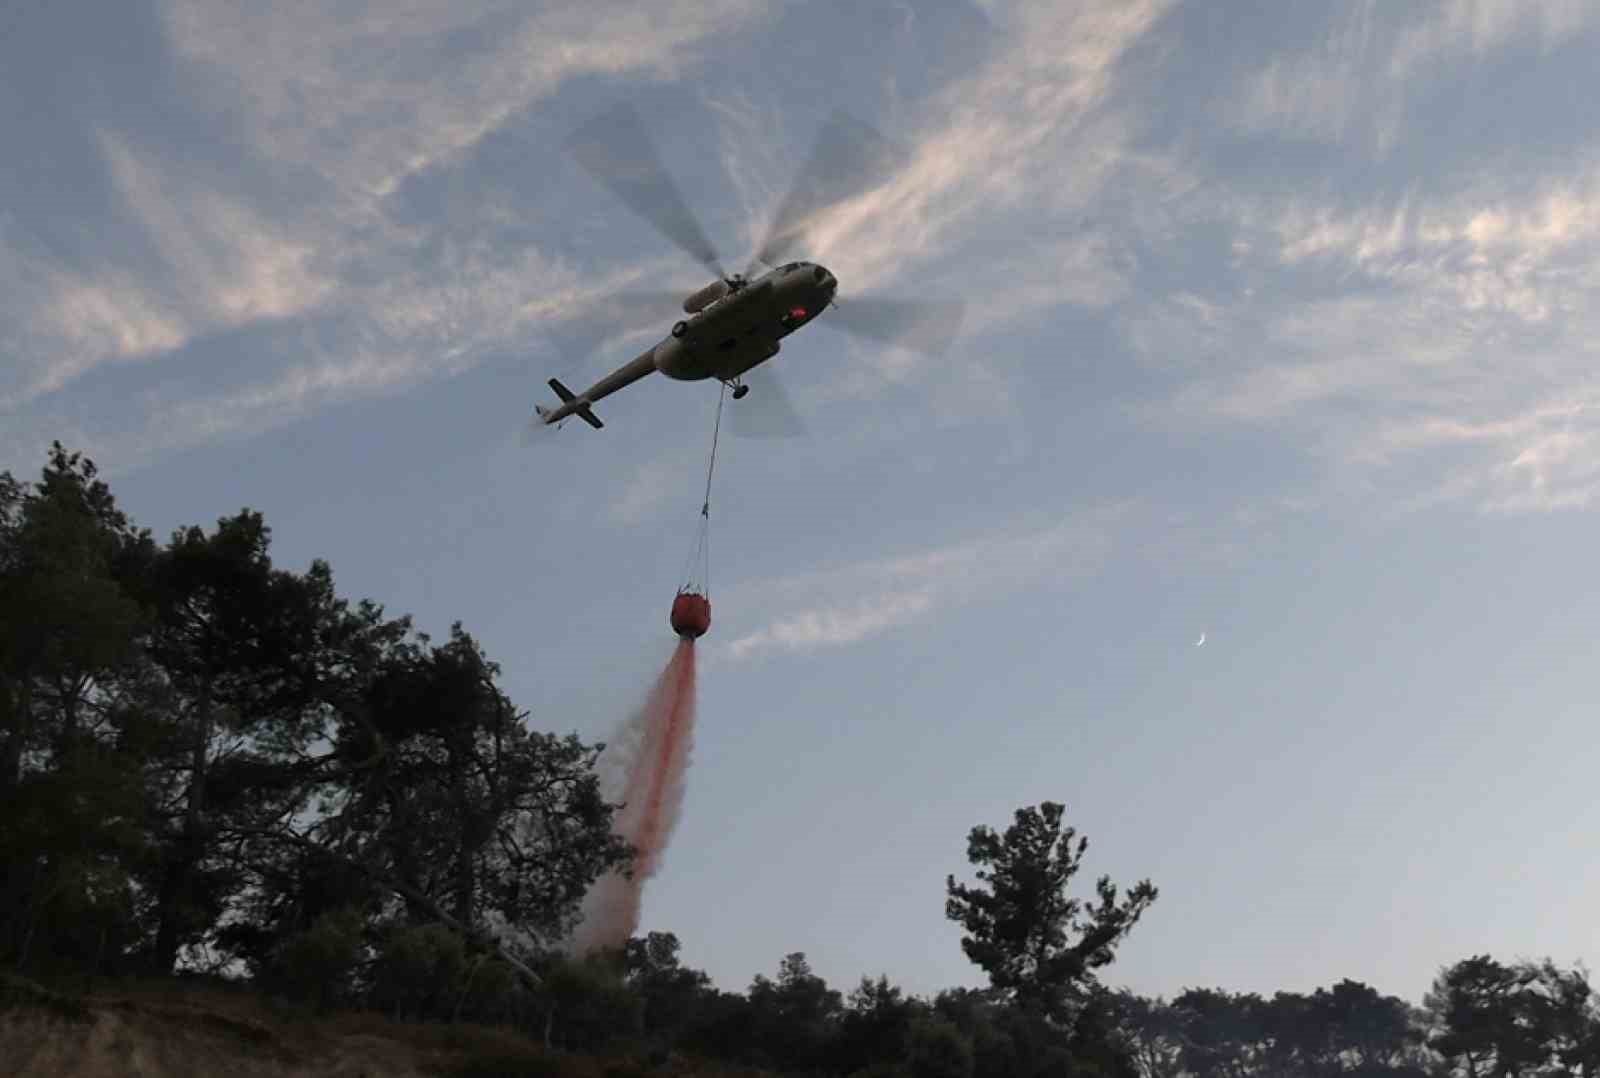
[21,274,187,401]
[959,231,1135,336]
[0,232,187,409]
[1273,180,1600,302]
[726,590,936,658]
[98,133,334,327]
[609,457,692,526]
[1228,7,1397,149]
[1389,0,1595,74]
[721,504,1131,660]
[17,0,1596,527]
[714,0,1173,354]
[4,0,765,464]
[1494,426,1600,512]
[1269,169,1600,371]
[1225,3,1598,150]
[1371,396,1600,514]
[160,0,765,202]
[835,0,1173,282]
[10,0,1182,474]
[105,258,657,467]
[1138,154,1600,515]
[5,119,348,410]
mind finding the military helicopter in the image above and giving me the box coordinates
[532,103,962,432]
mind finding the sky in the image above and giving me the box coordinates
[5,0,1600,1007]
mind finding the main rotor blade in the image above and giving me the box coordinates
[611,290,693,317]
[566,104,726,279]
[547,290,683,377]
[749,110,910,274]
[728,365,807,439]
[819,296,966,357]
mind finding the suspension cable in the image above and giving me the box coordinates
[702,382,727,520]
[678,383,727,598]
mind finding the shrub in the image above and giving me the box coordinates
[271,907,366,1011]
[368,922,472,1021]
[905,1015,974,1078]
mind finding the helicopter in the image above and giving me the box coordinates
[532,103,962,432]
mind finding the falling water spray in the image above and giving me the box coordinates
[571,607,706,956]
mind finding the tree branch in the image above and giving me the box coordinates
[228,823,542,989]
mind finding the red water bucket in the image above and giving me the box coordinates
[669,591,711,639]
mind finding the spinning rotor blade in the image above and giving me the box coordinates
[728,365,807,439]
[567,103,727,279]
[518,410,560,448]
[612,290,696,316]
[749,110,910,274]
[550,290,683,375]
[820,296,966,357]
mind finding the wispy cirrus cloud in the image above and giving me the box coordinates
[1389,0,1596,72]
[1372,396,1600,514]
[690,1,1600,524]
[712,0,1173,358]
[160,0,766,202]
[8,0,1178,474]
[98,133,333,327]
[0,130,339,408]
[3,1,767,472]
[720,504,1132,661]
[812,0,1174,288]
[1223,2,1600,151]
[12,0,1600,529]
[7,267,187,406]
[1136,151,1600,515]
[608,456,696,528]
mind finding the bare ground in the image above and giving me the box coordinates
[0,973,778,1078]
[0,973,564,1078]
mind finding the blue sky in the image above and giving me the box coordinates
[6,0,1600,1005]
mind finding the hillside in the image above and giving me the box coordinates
[0,974,756,1078]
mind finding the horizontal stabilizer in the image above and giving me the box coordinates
[541,378,603,429]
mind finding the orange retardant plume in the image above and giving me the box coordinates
[571,637,698,956]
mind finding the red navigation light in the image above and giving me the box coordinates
[788,306,807,320]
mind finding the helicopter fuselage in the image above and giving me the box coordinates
[534,261,836,429]
[654,261,837,382]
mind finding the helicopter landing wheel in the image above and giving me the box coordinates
[672,320,688,339]
[731,382,749,400]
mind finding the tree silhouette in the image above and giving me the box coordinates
[0,444,155,975]
[1426,956,1599,1078]
[834,974,920,1073]
[748,952,844,1070]
[141,510,343,972]
[945,801,1157,1023]
[624,930,712,1044]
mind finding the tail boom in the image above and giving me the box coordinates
[533,350,659,431]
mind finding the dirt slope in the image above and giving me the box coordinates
[0,975,513,1078]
